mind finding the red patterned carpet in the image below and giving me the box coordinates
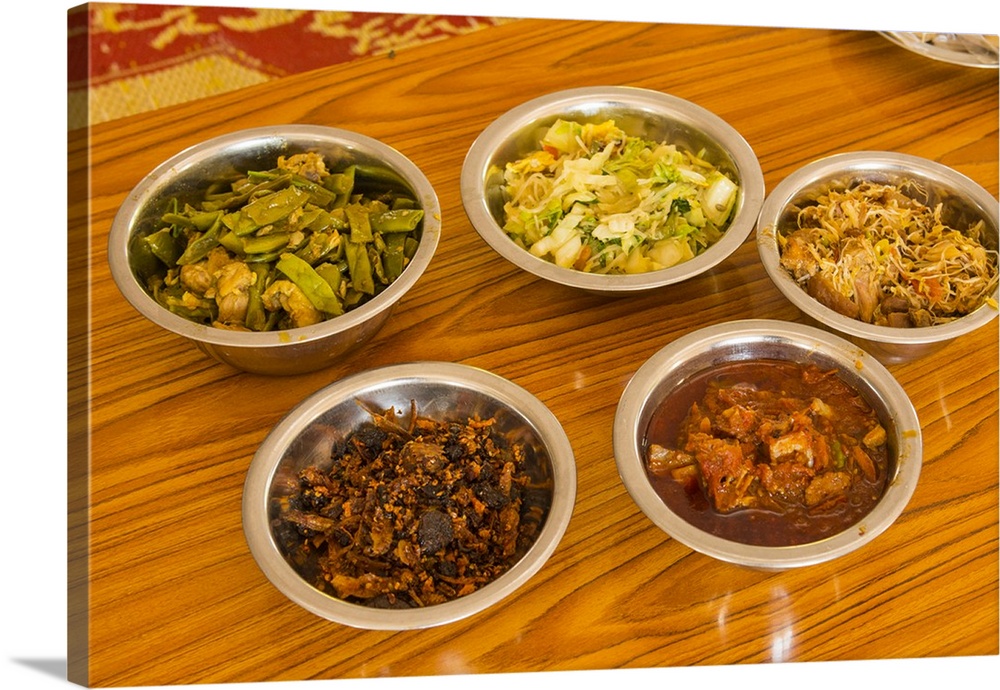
[68,4,514,127]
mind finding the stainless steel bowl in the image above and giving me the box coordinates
[242,361,577,629]
[460,86,765,296]
[757,151,999,363]
[108,125,441,375]
[613,319,922,570]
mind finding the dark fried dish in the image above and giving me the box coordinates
[273,403,550,608]
[644,360,890,546]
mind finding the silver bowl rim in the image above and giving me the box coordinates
[108,124,442,349]
[460,85,766,293]
[756,150,999,345]
[612,319,923,569]
[242,361,578,629]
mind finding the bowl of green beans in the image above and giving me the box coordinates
[109,125,441,375]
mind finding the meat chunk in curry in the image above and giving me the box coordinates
[644,360,890,546]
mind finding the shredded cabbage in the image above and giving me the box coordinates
[500,119,740,274]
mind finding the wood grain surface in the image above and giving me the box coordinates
[68,18,999,687]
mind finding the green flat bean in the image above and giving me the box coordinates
[244,263,273,331]
[275,253,344,316]
[242,232,291,255]
[201,174,292,212]
[176,213,224,265]
[218,231,244,254]
[344,241,375,295]
[371,209,424,233]
[391,197,417,210]
[353,163,412,193]
[295,231,342,265]
[222,209,255,237]
[244,185,310,226]
[130,233,163,281]
[154,283,216,323]
[314,262,344,294]
[381,233,407,282]
[244,250,284,264]
[304,208,348,234]
[371,209,424,232]
[370,239,388,285]
[404,236,419,259]
[346,203,373,243]
[327,166,355,195]
[292,175,336,207]
[144,227,183,266]
[162,209,222,231]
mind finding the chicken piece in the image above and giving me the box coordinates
[757,461,814,502]
[178,246,232,295]
[261,279,323,328]
[768,429,815,466]
[807,274,860,319]
[755,414,794,444]
[214,260,255,325]
[810,433,832,472]
[863,424,887,450]
[808,397,833,418]
[715,404,759,441]
[804,471,853,508]
[687,433,758,512]
[911,309,934,327]
[278,152,329,182]
[670,464,701,489]
[779,229,822,279]
[853,266,880,323]
[883,311,913,328]
[881,295,912,314]
[493,461,514,497]
[646,444,695,477]
[679,402,713,437]
[835,238,881,323]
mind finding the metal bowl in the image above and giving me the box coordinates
[613,319,922,570]
[108,125,441,375]
[460,86,765,296]
[757,151,998,363]
[242,361,577,629]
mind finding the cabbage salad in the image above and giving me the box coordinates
[500,119,740,274]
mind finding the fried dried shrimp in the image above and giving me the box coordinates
[273,403,550,609]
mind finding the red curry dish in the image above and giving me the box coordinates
[644,360,890,546]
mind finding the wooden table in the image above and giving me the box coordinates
[68,18,999,687]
